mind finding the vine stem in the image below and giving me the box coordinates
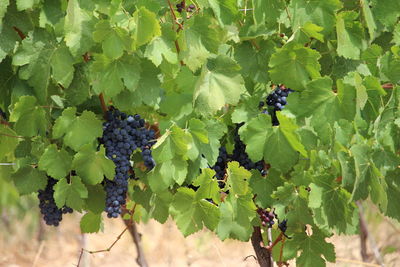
[251,226,273,267]
[357,201,385,267]
[76,204,148,267]
[382,83,393,89]
[0,132,25,139]
[98,93,108,116]
[13,26,26,40]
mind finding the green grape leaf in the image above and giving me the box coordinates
[85,185,106,214]
[252,0,284,26]
[385,172,400,220]
[50,45,75,87]
[52,107,103,151]
[0,0,9,29]
[291,22,324,43]
[16,0,40,11]
[193,168,220,204]
[170,187,220,236]
[53,176,88,210]
[371,0,400,27]
[64,0,96,56]
[130,7,161,49]
[80,212,102,233]
[309,183,356,233]
[350,144,387,209]
[131,187,173,223]
[361,44,382,76]
[144,23,178,66]
[187,118,209,161]
[12,166,47,195]
[38,144,73,180]
[152,124,192,163]
[199,119,227,165]
[234,41,274,84]
[39,0,64,29]
[288,77,356,123]
[90,54,141,97]
[12,30,74,101]
[178,28,210,72]
[9,96,47,137]
[360,0,377,40]
[285,229,336,267]
[93,21,130,60]
[225,161,252,195]
[336,11,365,60]
[205,0,238,26]
[72,145,115,185]
[193,55,246,115]
[240,114,307,172]
[250,169,284,208]
[380,51,400,84]
[288,0,342,34]
[191,14,225,54]
[147,158,188,191]
[216,193,256,241]
[269,43,321,91]
[0,124,19,160]
[65,64,90,105]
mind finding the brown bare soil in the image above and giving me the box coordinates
[0,213,398,267]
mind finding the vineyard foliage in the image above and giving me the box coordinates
[0,0,400,266]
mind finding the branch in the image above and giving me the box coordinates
[13,26,26,40]
[357,202,385,267]
[382,83,393,89]
[98,93,108,117]
[359,208,369,261]
[0,132,25,139]
[76,205,139,267]
[122,218,149,267]
[251,226,273,267]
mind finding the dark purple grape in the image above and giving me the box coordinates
[38,177,73,226]
[100,107,157,218]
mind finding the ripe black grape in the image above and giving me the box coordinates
[231,124,266,176]
[101,107,156,218]
[257,208,276,228]
[211,146,229,188]
[38,177,73,226]
[0,107,6,120]
[259,86,294,126]
[278,219,288,232]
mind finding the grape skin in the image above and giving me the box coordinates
[38,177,73,226]
[101,108,156,218]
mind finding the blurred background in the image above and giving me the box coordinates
[0,184,399,267]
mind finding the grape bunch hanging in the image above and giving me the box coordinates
[101,107,156,218]
[37,177,73,226]
[257,208,276,228]
[259,85,294,126]
[176,1,195,13]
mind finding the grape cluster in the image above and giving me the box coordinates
[232,125,266,176]
[176,2,195,13]
[257,208,276,228]
[259,86,294,126]
[38,177,73,226]
[0,107,6,120]
[278,219,288,233]
[212,147,229,188]
[101,108,156,218]
[265,86,294,111]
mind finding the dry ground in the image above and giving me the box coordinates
[0,212,399,267]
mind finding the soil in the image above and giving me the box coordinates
[0,213,398,267]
